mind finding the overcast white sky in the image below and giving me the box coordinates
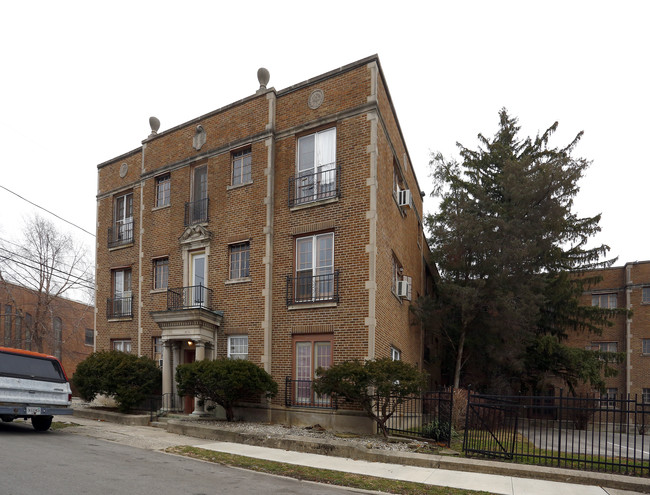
[1,1,648,277]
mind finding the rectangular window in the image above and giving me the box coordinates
[227,335,248,360]
[392,256,403,295]
[643,388,650,404]
[155,173,171,208]
[391,347,401,361]
[109,268,132,318]
[601,388,618,408]
[24,313,32,351]
[643,287,650,304]
[153,258,169,290]
[592,293,617,308]
[593,341,618,353]
[229,242,250,280]
[295,128,336,204]
[112,339,132,353]
[4,304,12,346]
[642,339,650,355]
[295,233,334,303]
[186,165,208,225]
[232,148,252,186]
[153,337,162,366]
[112,192,134,245]
[85,328,94,346]
[293,335,332,406]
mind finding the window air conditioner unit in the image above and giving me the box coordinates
[397,189,412,208]
[397,276,412,300]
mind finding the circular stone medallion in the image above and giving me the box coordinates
[308,89,324,109]
[119,163,128,178]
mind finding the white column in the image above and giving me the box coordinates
[162,340,172,411]
[191,342,206,416]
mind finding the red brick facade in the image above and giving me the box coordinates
[0,282,93,376]
[566,262,650,401]
[94,56,435,421]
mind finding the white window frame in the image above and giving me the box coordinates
[229,242,250,280]
[391,347,401,361]
[293,336,332,405]
[296,128,336,202]
[592,293,617,308]
[112,268,132,317]
[232,148,252,186]
[295,233,334,302]
[153,337,162,366]
[227,335,249,360]
[601,388,618,408]
[153,257,169,290]
[112,339,132,353]
[155,173,171,208]
[114,192,133,240]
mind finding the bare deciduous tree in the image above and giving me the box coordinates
[0,215,94,354]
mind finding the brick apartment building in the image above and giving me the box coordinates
[0,281,93,376]
[567,261,650,404]
[94,55,435,429]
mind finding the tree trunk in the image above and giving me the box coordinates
[453,327,466,389]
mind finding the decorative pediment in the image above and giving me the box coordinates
[179,224,212,246]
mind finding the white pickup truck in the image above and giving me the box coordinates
[0,346,73,431]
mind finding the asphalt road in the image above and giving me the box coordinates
[0,420,358,495]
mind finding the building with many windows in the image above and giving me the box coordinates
[0,281,93,376]
[94,56,436,429]
[566,261,650,403]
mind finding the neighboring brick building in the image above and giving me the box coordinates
[94,55,435,429]
[0,281,93,376]
[567,261,650,403]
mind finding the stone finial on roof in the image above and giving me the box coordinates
[257,68,270,91]
[149,116,160,137]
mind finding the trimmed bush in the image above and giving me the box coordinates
[176,359,277,421]
[73,351,161,413]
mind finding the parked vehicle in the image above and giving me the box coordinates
[0,347,72,431]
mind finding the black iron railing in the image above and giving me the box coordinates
[184,197,209,225]
[286,271,339,305]
[463,389,650,476]
[285,377,336,409]
[106,295,133,319]
[161,393,183,413]
[288,165,340,207]
[108,219,134,248]
[381,389,455,446]
[167,285,213,310]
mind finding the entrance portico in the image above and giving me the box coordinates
[152,304,223,414]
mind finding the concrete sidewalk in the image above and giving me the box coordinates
[192,440,644,495]
[69,409,649,495]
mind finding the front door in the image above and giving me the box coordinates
[183,349,196,414]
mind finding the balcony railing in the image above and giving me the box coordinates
[167,285,213,311]
[285,377,335,409]
[288,164,340,207]
[184,197,209,226]
[106,295,133,319]
[108,219,134,248]
[286,271,339,305]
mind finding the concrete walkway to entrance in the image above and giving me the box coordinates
[68,409,649,495]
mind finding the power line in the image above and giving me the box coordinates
[0,254,95,292]
[0,184,96,238]
[0,246,94,287]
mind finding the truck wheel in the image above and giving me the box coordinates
[32,416,53,431]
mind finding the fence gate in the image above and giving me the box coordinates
[463,392,521,459]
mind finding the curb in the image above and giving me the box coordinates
[72,407,150,426]
[164,419,650,494]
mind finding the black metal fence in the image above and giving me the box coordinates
[286,271,340,305]
[108,219,134,248]
[285,377,337,409]
[184,198,209,225]
[463,389,650,476]
[106,295,133,319]
[382,389,455,446]
[288,165,340,207]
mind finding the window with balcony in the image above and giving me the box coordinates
[185,165,208,225]
[228,335,248,360]
[153,257,169,290]
[109,192,134,248]
[287,233,337,305]
[231,148,252,186]
[592,293,617,308]
[108,268,132,318]
[290,128,337,206]
[292,334,332,406]
[155,173,171,208]
[229,242,250,280]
